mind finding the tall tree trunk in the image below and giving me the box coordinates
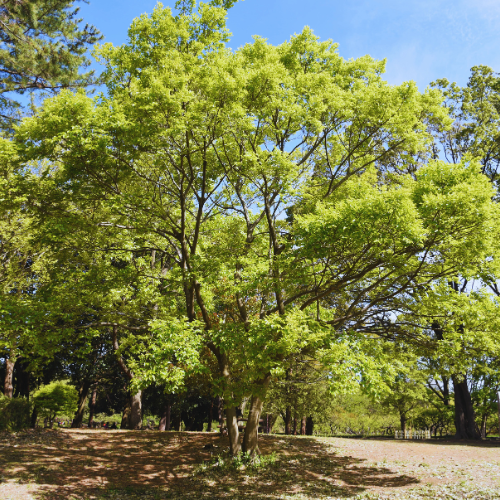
[112,324,141,430]
[400,412,407,433]
[442,376,450,406]
[293,416,297,435]
[217,396,224,433]
[284,406,292,435]
[480,413,487,439]
[305,416,314,436]
[159,400,171,431]
[88,386,97,428]
[121,395,131,429]
[4,358,15,398]
[30,407,38,428]
[72,379,92,428]
[129,390,142,430]
[225,406,241,456]
[13,359,30,399]
[497,391,500,438]
[242,395,264,456]
[452,376,480,439]
[300,416,306,435]
[207,398,213,432]
[241,375,271,456]
[172,411,182,432]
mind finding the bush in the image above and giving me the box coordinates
[0,395,30,431]
[33,381,78,425]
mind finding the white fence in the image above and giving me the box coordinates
[394,429,431,440]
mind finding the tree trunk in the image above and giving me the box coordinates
[159,400,171,431]
[88,386,97,428]
[4,358,15,398]
[442,376,450,406]
[13,359,30,399]
[400,412,406,433]
[217,396,224,433]
[306,416,314,435]
[285,406,292,435]
[207,398,213,432]
[129,390,142,429]
[225,406,241,456]
[241,396,263,456]
[480,413,487,439]
[172,411,182,432]
[30,406,38,429]
[497,391,500,438]
[121,395,131,429]
[293,416,297,435]
[72,379,92,428]
[452,375,480,439]
[300,416,306,435]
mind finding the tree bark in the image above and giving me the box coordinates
[172,411,182,432]
[226,406,241,456]
[242,395,264,456]
[293,416,297,435]
[129,390,142,429]
[480,413,487,439]
[400,412,407,433]
[242,375,271,456]
[88,386,97,428]
[285,406,292,435]
[4,358,15,398]
[72,379,92,428]
[305,416,314,436]
[300,416,306,435]
[442,376,450,406]
[30,406,38,429]
[159,400,171,431]
[13,359,29,399]
[207,398,213,432]
[121,396,131,429]
[452,375,480,439]
[497,390,500,438]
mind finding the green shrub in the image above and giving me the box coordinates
[32,381,78,425]
[0,395,30,431]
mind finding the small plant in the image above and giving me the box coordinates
[194,451,279,476]
[0,395,30,431]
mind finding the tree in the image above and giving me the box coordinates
[16,3,499,455]
[32,380,78,426]
[0,0,102,130]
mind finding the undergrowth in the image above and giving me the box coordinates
[194,450,279,476]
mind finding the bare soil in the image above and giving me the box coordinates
[0,429,499,499]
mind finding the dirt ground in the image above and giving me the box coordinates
[0,429,499,499]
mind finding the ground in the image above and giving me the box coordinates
[0,429,499,499]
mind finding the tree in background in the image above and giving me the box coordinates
[32,380,78,427]
[0,0,102,130]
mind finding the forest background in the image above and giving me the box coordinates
[1,0,500,457]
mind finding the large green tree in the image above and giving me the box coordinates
[16,3,500,454]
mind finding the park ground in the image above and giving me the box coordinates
[0,430,499,500]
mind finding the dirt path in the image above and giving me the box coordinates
[0,429,499,499]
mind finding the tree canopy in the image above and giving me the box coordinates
[2,2,500,452]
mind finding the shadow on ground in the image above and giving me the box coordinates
[1,430,422,499]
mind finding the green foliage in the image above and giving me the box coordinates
[0,395,30,431]
[0,0,102,131]
[32,381,78,422]
[8,3,500,451]
[195,451,279,476]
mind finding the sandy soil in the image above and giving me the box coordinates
[0,429,498,499]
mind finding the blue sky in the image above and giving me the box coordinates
[80,0,499,90]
